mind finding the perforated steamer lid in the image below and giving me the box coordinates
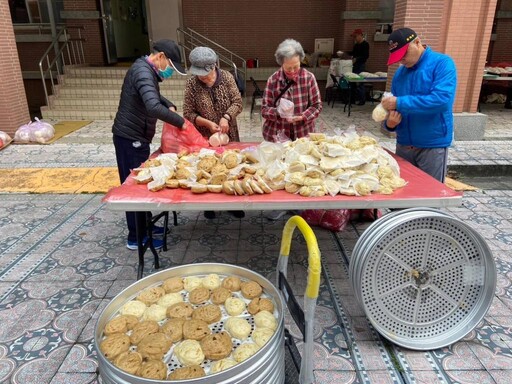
[351,209,496,350]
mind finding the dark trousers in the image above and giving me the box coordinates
[113,134,150,242]
[353,63,366,103]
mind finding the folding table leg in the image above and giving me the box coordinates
[135,212,146,280]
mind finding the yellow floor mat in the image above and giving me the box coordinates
[15,121,92,145]
[445,176,478,191]
[0,167,120,193]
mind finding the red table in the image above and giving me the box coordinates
[102,144,462,278]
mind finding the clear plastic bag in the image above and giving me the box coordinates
[208,132,229,147]
[372,91,393,122]
[276,98,294,118]
[14,118,55,143]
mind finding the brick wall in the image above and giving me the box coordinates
[64,0,105,65]
[0,0,30,136]
[182,0,342,67]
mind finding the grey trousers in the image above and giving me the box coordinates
[396,144,449,183]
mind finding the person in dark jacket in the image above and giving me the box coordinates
[112,39,187,250]
[350,28,370,105]
[381,28,457,183]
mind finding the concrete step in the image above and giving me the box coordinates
[51,97,184,109]
[55,86,184,98]
[62,76,189,88]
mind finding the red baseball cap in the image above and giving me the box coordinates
[387,28,418,65]
[351,28,364,36]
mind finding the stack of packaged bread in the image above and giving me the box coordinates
[133,132,407,197]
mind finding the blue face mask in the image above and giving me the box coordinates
[159,65,174,79]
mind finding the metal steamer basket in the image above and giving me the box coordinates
[95,263,286,384]
[349,208,497,350]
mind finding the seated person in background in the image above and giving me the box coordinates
[183,46,244,220]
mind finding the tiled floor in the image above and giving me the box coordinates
[0,102,512,383]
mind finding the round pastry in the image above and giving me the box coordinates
[200,331,233,360]
[233,343,260,362]
[247,297,274,315]
[137,359,167,380]
[119,300,147,318]
[168,365,206,380]
[184,276,203,292]
[162,277,184,293]
[224,317,252,340]
[192,304,222,324]
[173,339,205,366]
[104,315,138,336]
[137,332,172,360]
[253,310,278,331]
[166,179,180,189]
[210,287,231,305]
[130,320,160,345]
[210,358,238,373]
[224,297,246,316]
[136,286,166,305]
[167,302,194,319]
[100,333,131,361]
[202,274,221,290]
[191,184,208,194]
[251,327,275,347]
[160,318,184,343]
[207,184,223,193]
[183,319,212,341]
[142,304,167,322]
[189,287,210,305]
[233,179,245,195]
[197,156,217,172]
[157,292,183,308]
[223,153,239,169]
[113,351,142,375]
[240,281,263,299]
[222,276,242,292]
[222,180,235,195]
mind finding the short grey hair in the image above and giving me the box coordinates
[274,39,305,65]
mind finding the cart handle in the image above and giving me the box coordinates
[280,215,321,299]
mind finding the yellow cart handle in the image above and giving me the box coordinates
[278,215,321,384]
[279,215,321,299]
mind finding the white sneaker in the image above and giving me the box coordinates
[265,210,288,221]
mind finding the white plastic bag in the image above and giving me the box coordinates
[208,132,229,147]
[276,98,294,118]
[14,118,55,143]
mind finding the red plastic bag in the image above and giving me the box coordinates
[161,119,209,153]
[301,209,351,232]
[350,209,382,222]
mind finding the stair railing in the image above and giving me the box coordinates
[38,26,86,109]
[177,27,246,92]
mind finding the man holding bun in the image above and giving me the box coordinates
[381,28,457,183]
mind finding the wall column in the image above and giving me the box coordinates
[0,1,30,137]
[392,0,498,139]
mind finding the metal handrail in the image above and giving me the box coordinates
[38,26,86,109]
[177,27,247,93]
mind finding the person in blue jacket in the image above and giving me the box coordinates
[381,28,457,183]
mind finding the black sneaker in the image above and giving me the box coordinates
[204,211,216,219]
[228,210,245,218]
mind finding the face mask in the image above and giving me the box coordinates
[159,65,174,79]
[284,69,299,82]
